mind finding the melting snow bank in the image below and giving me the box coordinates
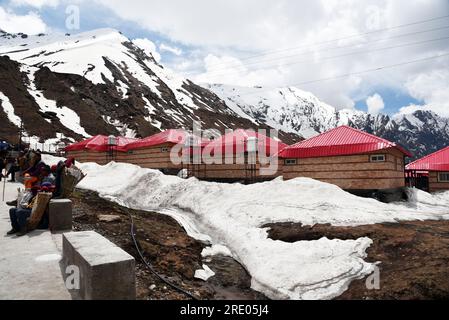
[202,245,233,258]
[42,156,449,299]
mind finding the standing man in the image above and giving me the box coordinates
[6,156,18,183]
[0,157,5,182]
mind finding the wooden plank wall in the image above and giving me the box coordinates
[67,143,182,170]
[124,143,182,170]
[198,155,282,180]
[429,171,449,192]
[66,150,109,165]
[282,148,406,190]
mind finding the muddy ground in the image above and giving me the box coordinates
[71,189,449,300]
[265,221,449,300]
[70,189,266,300]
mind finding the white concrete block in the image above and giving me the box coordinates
[62,231,136,300]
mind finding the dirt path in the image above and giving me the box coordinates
[70,189,266,300]
[265,221,449,300]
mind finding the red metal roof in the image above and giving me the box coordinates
[65,135,100,152]
[65,135,140,152]
[125,129,205,151]
[406,146,449,171]
[203,129,288,156]
[279,126,412,158]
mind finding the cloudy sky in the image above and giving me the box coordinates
[1,0,449,117]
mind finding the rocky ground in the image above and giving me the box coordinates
[71,189,449,300]
[265,221,449,300]
[70,189,266,300]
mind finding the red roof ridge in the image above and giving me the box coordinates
[288,125,396,148]
[280,125,411,158]
[341,125,386,141]
[406,145,449,169]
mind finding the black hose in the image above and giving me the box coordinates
[127,210,198,300]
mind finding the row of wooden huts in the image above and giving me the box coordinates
[65,126,449,198]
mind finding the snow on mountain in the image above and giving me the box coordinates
[204,84,335,138]
[0,90,21,126]
[206,83,449,159]
[0,29,299,148]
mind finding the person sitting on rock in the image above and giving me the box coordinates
[6,182,54,237]
[7,186,39,237]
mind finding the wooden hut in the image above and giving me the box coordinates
[279,126,412,197]
[65,135,138,165]
[406,146,449,193]
[123,129,196,174]
[192,129,288,183]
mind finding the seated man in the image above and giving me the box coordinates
[7,187,38,237]
[7,184,52,237]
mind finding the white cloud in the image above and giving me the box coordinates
[10,0,60,8]
[194,54,284,87]
[366,93,385,114]
[159,43,182,56]
[0,7,47,34]
[5,0,449,114]
[398,69,449,117]
[132,38,161,62]
[89,0,449,111]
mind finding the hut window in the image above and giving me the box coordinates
[438,172,449,182]
[285,159,297,165]
[370,154,386,162]
[161,147,170,153]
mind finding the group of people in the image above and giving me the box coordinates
[2,149,76,237]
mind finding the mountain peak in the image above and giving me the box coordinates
[207,83,449,158]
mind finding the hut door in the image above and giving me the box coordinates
[408,172,429,192]
[415,175,429,192]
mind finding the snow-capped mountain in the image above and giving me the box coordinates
[0,28,299,148]
[206,84,449,159]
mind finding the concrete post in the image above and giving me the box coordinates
[49,199,73,232]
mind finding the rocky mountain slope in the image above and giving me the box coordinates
[206,84,449,159]
[0,29,299,148]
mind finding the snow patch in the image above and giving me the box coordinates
[0,91,22,126]
[194,264,216,281]
[201,245,233,258]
